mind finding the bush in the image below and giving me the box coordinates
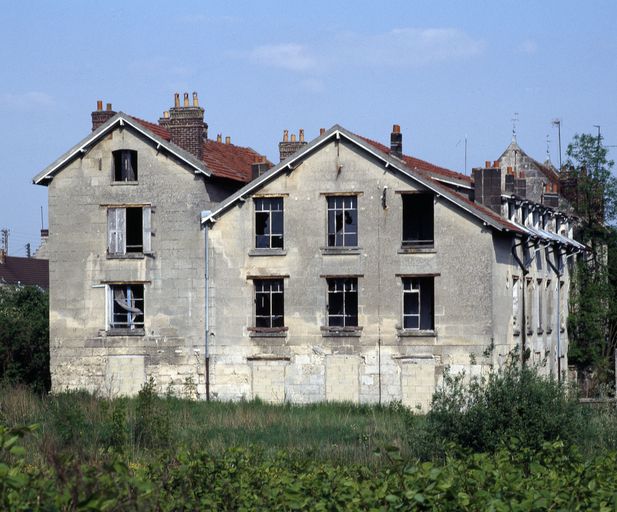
[134,378,170,449]
[418,357,589,456]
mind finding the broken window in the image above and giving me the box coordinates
[255,279,284,328]
[327,196,357,247]
[402,277,434,330]
[113,150,138,182]
[327,278,358,327]
[255,198,284,249]
[512,276,520,334]
[402,194,434,247]
[537,279,543,332]
[107,206,151,255]
[546,280,553,333]
[108,284,144,331]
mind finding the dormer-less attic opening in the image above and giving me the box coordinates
[113,150,138,182]
[402,193,434,247]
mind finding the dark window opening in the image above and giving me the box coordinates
[255,279,284,328]
[110,284,144,330]
[402,277,434,330]
[125,208,143,253]
[327,278,358,327]
[327,196,357,247]
[113,150,138,182]
[255,198,284,249]
[402,194,434,247]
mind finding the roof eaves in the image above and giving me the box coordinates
[33,112,209,185]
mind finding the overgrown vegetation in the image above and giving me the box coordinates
[0,285,50,394]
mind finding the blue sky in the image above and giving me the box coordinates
[2,1,616,255]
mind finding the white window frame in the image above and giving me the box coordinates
[107,206,152,255]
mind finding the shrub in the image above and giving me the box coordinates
[419,357,589,456]
[134,378,170,449]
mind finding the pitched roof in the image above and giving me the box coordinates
[498,140,560,183]
[204,124,524,236]
[130,118,264,183]
[356,134,473,186]
[0,256,49,289]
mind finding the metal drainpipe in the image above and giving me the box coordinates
[201,210,212,401]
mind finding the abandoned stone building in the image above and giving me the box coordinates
[34,94,584,408]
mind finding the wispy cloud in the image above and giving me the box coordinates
[249,43,317,72]
[517,39,538,55]
[0,91,56,111]
[340,28,485,67]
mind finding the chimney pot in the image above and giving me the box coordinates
[216,133,222,143]
[225,136,231,145]
[106,103,113,111]
[183,93,189,107]
[96,100,103,111]
[485,160,491,168]
[320,128,325,136]
[163,111,170,119]
[299,129,304,142]
[390,125,403,158]
[507,166,513,175]
[193,92,199,107]
[174,93,180,107]
[493,160,500,168]
[392,124,401,134]
[283,130,289,142]
[291,134,296,142]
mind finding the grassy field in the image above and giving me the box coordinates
[0,383,413,466]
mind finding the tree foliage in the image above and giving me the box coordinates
[0,286,50,393]
[564,133,617,384]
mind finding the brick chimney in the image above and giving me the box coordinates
[159,92,208,160]
[91,101,116,131]
[0,249,4,265]
[390,124,403,159]
[472,160,503,214]
[278,129,307,162]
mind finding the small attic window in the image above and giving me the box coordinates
[113,150,138,182]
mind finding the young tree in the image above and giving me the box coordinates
[564,133,617,387]
[0,285,50,393]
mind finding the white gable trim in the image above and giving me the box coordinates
[33,112,209,185]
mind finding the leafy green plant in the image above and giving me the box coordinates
[134,378,170,449]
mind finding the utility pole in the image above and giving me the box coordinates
[552,119,562,171]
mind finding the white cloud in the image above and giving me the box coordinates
[342,28,485,67]
[0,91,56,111]
[249,43,317,72]
[518,39,538,54]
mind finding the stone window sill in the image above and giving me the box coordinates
[107,252,149,260]
[105,328,145,337]
[111,181,139,186]
[248,326,288,338]
[397,329,436,337]
[321,326,363,337]
[248,248,287,257]
[320,247,362,256]
[398,247,436,254]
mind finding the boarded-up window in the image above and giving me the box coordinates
[107,206,151,255]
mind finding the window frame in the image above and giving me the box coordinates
[326,277,359,327]
[254,197,284,250]
[401,193,434,248]
[107,205,152,257]
[112,149,138,182]
[254,278,285,329]
[401,276,434,331]
[327,195,358,248]
[106,283,145,335]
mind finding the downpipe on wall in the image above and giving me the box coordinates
[201,210,212,401]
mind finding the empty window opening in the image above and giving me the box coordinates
[402,194,434,247]
[327,278,358,327]
[255,198,283,249]
[536,279,543,332]
[107,206,151,255]
[108,284,144,331]
[113,150,138,182]
[327,196,357,247]
[402,277,434,330]
[255,279,284,328]
[512,276,520,333]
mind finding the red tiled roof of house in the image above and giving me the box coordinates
[357,134,472,184]
[131,117,263,183]
[0,256,49,289]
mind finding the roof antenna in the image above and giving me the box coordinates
[511,112,519,142]
[40,206,44,229]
